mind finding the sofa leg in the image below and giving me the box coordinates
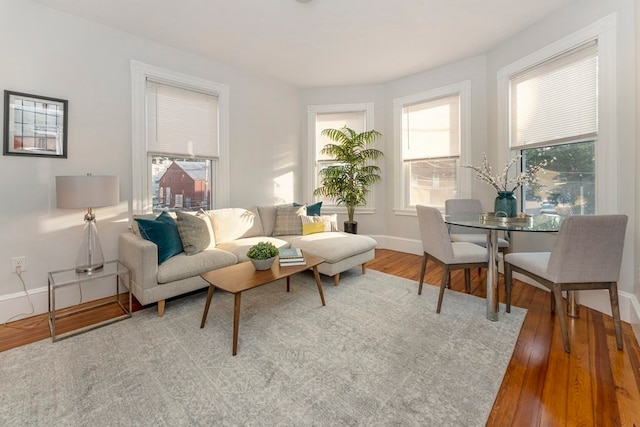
[158,300,165,317]
[361,263,366,274]
[333,274,340,286]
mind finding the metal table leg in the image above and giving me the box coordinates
[486,230,499,321]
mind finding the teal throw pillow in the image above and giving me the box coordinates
[293,201,322,216]
[135,211,183,264]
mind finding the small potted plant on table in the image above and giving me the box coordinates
[246,241,279,270]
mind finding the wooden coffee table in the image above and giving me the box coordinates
[199,253,326,355]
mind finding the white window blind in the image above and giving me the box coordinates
[402,94,460,160]
[146,80,219,157]
[510,41,597,148]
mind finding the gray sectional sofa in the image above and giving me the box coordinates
[119,205,377,316]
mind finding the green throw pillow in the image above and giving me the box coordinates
[135,211,183,264]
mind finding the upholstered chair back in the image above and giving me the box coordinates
[546,214,627,284]
[416,205,455,263]
[445,199,485,235]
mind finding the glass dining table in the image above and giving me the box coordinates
[444,212,564,321]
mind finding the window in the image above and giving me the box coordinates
[146,82,217,211]
[510,42,597,215]
[131,61,230,213]
[307,103,374,211]
[393,81,470,213]
[499,14,617,215]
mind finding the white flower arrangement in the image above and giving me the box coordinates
[461,153,545,193]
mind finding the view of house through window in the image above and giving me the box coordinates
[151,156,213,211]
[146,80,219,213]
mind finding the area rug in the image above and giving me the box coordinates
[0,269,526,426]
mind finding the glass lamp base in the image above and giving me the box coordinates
[76,217,105,274]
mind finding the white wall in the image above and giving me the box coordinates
[0,0,299,322]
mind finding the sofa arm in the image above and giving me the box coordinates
[119,232,159,291]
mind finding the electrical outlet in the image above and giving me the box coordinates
[11,256,26,273]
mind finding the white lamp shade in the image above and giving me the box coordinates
[56,175,119,209]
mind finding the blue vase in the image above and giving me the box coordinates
[494,191,517,218]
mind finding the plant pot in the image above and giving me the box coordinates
[250,257,275,270]
[343,221,358,234]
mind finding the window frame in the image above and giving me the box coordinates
[393,80,471,215]
[497,14,617,214]
[130,60,230,214]
[306,103,376,215]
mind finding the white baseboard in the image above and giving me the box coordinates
[0,278,124,325]
[630,294,640,348]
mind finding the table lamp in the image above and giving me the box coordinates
[56,174,119,273]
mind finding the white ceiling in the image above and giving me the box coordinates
[31,0,575,88]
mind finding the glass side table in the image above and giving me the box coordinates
[48,260,132,342]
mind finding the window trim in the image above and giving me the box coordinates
[392,80,471,215]
[497,14,617,214]
[306,103,376,215]
[131,60,230,214]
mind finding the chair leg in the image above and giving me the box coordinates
[436,266,450,314]
[608,282,623,350]
[418,253,428,295]
[464,269,471,293]
[504,263,512,313]
[553,284,571,353]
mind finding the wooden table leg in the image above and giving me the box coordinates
[312,267,326,306]
[200,284,216,328]
[232,292,241,356]
[286,276,290,292]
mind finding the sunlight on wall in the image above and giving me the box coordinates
[40,202,128,233]
[274,171,294,205]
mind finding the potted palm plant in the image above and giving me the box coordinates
[313,127,383,234]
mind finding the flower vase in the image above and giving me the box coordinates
[494,191,517,218]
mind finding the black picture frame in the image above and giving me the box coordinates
[3,90,68,158]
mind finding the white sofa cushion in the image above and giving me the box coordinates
[157,248,238,284]
[207,207,264,243]
[258,205,278,236]
[283,232,377,264]
[216,237,290,262]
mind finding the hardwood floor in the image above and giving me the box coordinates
[2,248,639,425]
[368,249,640,426]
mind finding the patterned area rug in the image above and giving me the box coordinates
[0,269,526,426]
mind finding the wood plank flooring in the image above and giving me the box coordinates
[367,249,640,426]
[1,248,639,425]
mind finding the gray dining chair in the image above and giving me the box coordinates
[504,214,628,353]
[445,198,510,253]
[416,205,489,313]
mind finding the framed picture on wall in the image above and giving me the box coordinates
[3,90,68,158]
